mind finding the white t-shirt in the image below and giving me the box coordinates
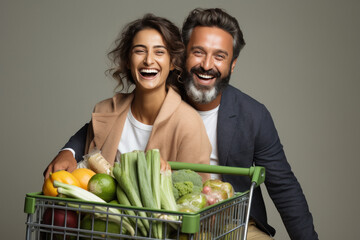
[76,108,152,168]
[74,106,222,179]
[118,108,153,154]
[197,105,221,180]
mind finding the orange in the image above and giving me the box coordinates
[42,170,81,197]
[87,173,117,202]
[71,168,96,190]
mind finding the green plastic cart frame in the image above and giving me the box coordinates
[24,162,265,240]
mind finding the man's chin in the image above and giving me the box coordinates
[193,82,214,91]
[186,81,218,104]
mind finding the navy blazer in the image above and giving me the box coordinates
[63,85,318,239]
[217,85,317,239]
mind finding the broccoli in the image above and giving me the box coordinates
[172,186,180,200]
[172,169,203,200]
[174,181,193,197]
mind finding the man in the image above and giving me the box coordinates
[44,8,318,239]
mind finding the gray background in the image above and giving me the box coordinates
[1,0,359,239]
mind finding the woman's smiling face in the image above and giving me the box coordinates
[129,28,173,92]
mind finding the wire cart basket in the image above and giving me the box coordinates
[24,162,265,240]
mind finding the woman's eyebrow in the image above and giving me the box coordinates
[153,45,167,49]
[132,44,167,49]
[132,44,146,49]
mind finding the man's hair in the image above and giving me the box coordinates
[182,8,245,61]
[108,14,184,91]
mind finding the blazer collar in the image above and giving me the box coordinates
[217,86,238,166]
[153,87,181,125]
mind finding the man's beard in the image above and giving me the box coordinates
[184,66,231,104]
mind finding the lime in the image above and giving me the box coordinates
[87,173,117,202]
[80,214,125,239]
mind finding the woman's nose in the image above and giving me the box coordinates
[144,52,155,65]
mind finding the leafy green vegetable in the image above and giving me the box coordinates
[116,185,147,236]
[160,169,178,212]
[113,158,150,232]
[176,193,207,211]
[172,169,203,200]
[174,181,193,197]
[137,150,161,238]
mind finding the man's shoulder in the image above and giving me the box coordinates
[221,85,265,111]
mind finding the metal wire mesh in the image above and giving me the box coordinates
[25,192,249,240]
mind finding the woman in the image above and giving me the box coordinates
[44,14,211,178]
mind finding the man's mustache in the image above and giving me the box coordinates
[190,66,221,78]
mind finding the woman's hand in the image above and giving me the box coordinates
[160,156,171,171]
[43,150,77,179]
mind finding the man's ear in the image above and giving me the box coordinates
[230,58,238,73]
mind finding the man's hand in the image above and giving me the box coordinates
[43,150,77,179]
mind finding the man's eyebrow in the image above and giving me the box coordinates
[190,46,229,56]
[190,46,205,52]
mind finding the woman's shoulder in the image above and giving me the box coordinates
[93,92,133,113]
[173,100,203,125]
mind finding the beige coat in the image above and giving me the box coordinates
[85,87,211,178]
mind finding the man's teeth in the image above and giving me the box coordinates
[198,74,213,79]
[140,69,159,74]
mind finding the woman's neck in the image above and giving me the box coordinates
[131,87,167,125]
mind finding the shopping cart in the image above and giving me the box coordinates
[24,162,265,240]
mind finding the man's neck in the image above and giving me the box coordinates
[188,93,222,111]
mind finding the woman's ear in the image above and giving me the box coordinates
[170,60,175,71]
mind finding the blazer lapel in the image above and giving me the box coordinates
[217,88,238,166]
[146,87,181,150]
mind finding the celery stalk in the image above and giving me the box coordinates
[116,185,148,236]
[151,149,162,238]
[113,155,150,231]
[137,150,160,238]
[160,169,178,212]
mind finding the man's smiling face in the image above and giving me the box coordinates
[184,26,237,104]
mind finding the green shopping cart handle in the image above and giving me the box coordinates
[169,162,265,186]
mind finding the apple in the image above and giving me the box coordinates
[41,208,78,240]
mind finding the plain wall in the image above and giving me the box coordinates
[1,0,359,239]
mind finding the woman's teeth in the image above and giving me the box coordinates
[140,69,159,77]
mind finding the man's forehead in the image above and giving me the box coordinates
[188,26,234,54]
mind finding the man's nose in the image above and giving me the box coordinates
[200,55,214,71]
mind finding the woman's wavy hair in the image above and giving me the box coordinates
[107,14,185,92]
